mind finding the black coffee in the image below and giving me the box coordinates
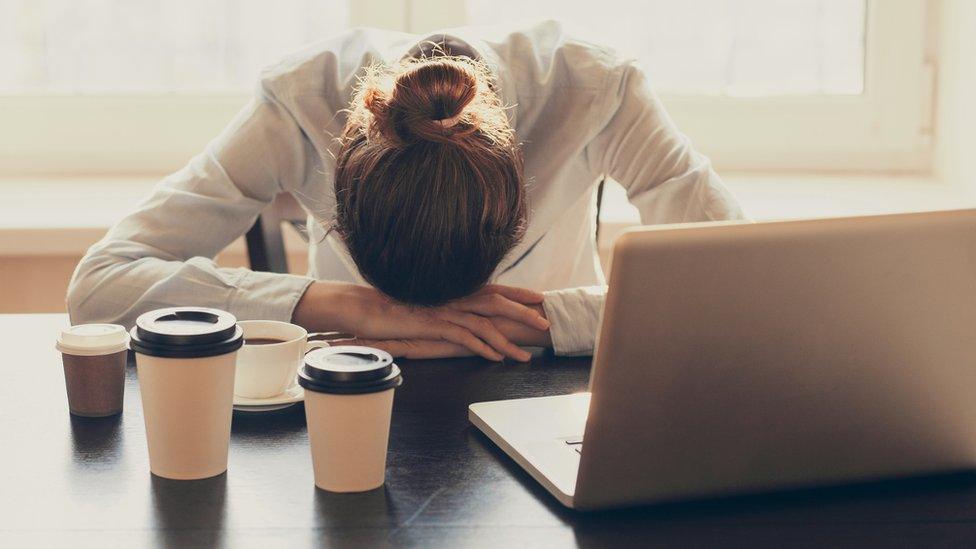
[246,338,288,346]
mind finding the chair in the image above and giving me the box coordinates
[245,193,306,274]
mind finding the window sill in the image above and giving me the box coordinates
[724,174,974,220]
[596,174,975,261]
[0,176,307,256]
[1,174,973,256]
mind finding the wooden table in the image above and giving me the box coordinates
[4,314,976,547]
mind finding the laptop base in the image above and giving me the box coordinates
[469,393,590,508]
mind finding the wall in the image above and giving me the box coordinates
[0,241,309,314]
[936,0,976,191]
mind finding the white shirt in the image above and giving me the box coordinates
[67,21,745,356]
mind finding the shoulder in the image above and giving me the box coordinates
[256,27,412,100]
[472,20,635,92]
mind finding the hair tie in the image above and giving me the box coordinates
[434,112,464,128]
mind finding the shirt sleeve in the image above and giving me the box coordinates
[543,62,748,357]
[542,286,606,356]
[67,80,316,328]
[586,62,746,224]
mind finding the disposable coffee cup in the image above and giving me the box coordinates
[298,346,403,492]
[129,307,244,480]
[56,324,130,417]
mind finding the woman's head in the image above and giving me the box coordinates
[333,56,526,306]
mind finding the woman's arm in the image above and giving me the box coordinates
[344,316,551,360]
[538,63,748,357]
[67,80,315,328]
[586,63,746,225]
[296,283,551,361]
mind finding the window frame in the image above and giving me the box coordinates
[0,0,935,177]
[653,0,935,173]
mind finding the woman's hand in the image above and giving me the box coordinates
[350,305,552,362]
[348,303,552,360]
[292,282,550,361]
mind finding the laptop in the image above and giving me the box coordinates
[470,209,976,510]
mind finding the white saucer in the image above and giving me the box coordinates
[233,402,298,413]
[233,382,304,412]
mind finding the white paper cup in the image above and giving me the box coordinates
[129,307,244,480]
[235,320,330,399]
[298,346,403,492]
[135,352,237,480]
[304,388,395,492]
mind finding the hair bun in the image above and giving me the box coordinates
[368,59,477,145]
[353,56,513,148]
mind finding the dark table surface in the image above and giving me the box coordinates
[5,314,976,548]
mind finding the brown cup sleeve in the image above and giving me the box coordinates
[61,350,127,417]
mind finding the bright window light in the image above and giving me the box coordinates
[0,0,928,174]
[0,0,349,92]
[466,0,866,96]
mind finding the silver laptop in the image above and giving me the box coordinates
[470,209,976,510]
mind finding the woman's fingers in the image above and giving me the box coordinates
[347,307,507,361]
[450,292,549,331]
[335,285,541,362]
[479,284,545,305]
[438,310,531,362]
[429,319,504,362]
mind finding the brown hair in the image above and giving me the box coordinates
[333,56,526,306]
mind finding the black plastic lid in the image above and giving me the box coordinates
[129,307,244,358]
[298,346,402,395]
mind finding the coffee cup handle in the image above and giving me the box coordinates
[308,331,356,342]
[305,340,331,354]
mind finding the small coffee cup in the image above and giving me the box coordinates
[298,346,403,492]
[56,324,130,417]
[235,321,331,399]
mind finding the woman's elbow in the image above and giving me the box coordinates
[66,256,125,326]
[67,262,98,324]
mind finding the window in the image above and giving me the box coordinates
[459,0,934,172]
[2,1,348,92]
[1,0,351,175]
[0,0,935,176]
[467,0,867,97]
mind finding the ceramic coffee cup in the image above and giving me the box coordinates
[56,324,130,417]
[298,346,403,492]
[235,320,331,399]
[129,307,244,480]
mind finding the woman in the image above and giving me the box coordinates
[68,21,744,361]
